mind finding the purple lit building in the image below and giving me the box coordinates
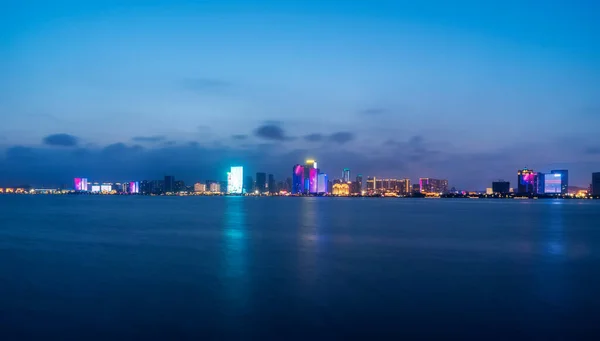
[292,165,304,194]
[303,159,318,195]
[74,178,88,191]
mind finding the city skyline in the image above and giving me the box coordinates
[1,1,599,188]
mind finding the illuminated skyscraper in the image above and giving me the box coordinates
[317,173,328,194]
[227,166,244,194]
[129,181,139,194]
[194,183,206,192]
[398,178,411,194]
[356,174,363,191]
[343,168,350,183]
[292,165,304,194]
[517,168,537,194]
[304,159,318,194]
[366,177,376,191]
[550,170,569,194]
[419,178,449,193]
[74,178,88,191]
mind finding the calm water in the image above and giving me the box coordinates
[1,196,600,340]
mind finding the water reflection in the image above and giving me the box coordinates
[298,197,323,286]
[220,197,248,312]
[536,200,568,309]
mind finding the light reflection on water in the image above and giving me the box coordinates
[220,197,248,313]
[536,200,568,309]
[298,197,323,286]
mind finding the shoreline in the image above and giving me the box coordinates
[1,192,598,200]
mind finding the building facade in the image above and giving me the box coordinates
[492,181,510,194]
[268,174,276,194]
[332,183,350,196]
[256,172,267,193]
[517,168,537,194]
[244,176,253,194]
[419,178,449,193]
[227,166,244,194]
[164,176,175,193]
[292,165,304,194]
[317,173,328,194]
[550,170,569,194]
[194,183,206,192]
[343,168,350,183]
[593,172,600,196]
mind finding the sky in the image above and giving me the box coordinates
[1,0,599,189]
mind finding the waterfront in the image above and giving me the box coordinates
[1,196,600,340]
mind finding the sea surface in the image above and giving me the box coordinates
[1,196,600,340]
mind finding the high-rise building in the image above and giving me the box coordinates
[356,174,363,191]
[194,183,206,192]
[317,173,328,194]
[343,168,350,183]
[592,172,600,196]
[74,178,88,191]
[129,181,139,194]
[174,180,185,192]
[304,159,318,194]
[164,176,175,193]
[412,184,420,193]
[366,177,376,191]
[268,174,276,194]
[550,170,569,194]
[285,177,292,192]
[541,172,563,194]
[256,172,267,193]
[244,176,254,194]
[517,168,537,194]
[208,182,221,193]
[398,178,411,194]
[227,166,244,194]
[292,165,304,194]
[419,178,449,193]
[332,183,350,196]
[492,181,510,194]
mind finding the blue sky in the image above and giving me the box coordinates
[1,0,599,188]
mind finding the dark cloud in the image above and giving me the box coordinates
[164,141,176,146]
[42,134,78,147]
[181,78,231,92]
[328,132,355,144]
[2,133,598,190]
[359,108,387,116]
[232,134,248,140]
[132,135,166,143]
[254,123,289,141]
[304,133,324,142]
